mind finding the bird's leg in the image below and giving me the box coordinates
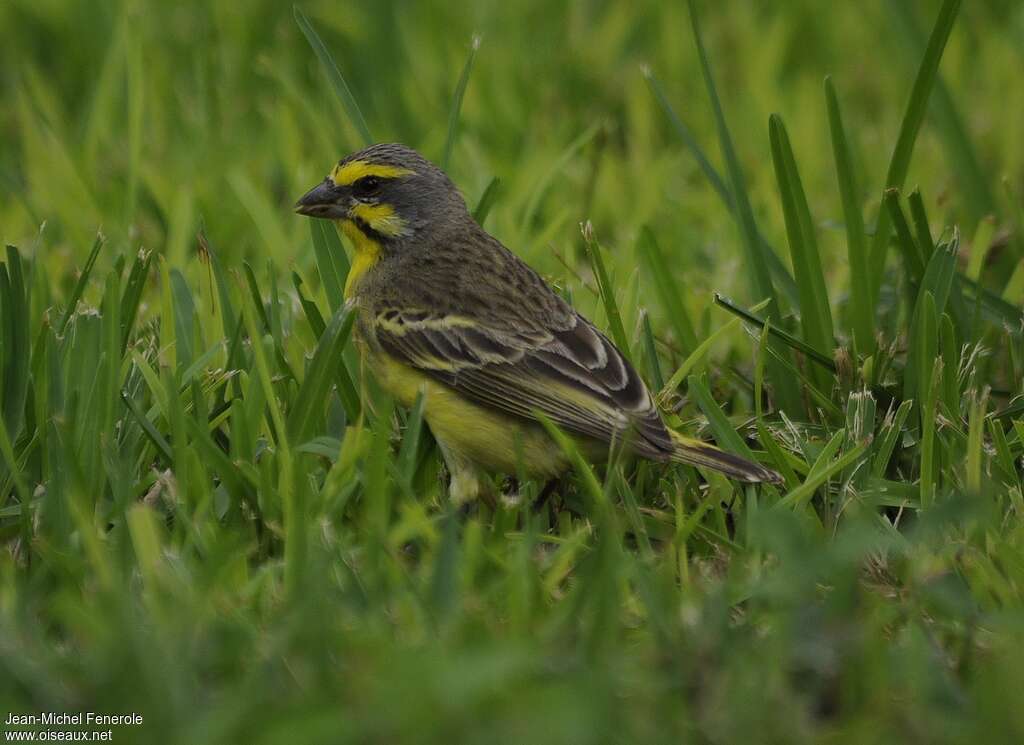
[532,478,561,513]
[438,440,496,509]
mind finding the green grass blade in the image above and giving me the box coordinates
[1,247,30,439]
[804,429,847,484]
[920,234,959,314]
[768,114,835,387]
[198,229,238,349]
[908,189,934,260]
[871,399,914,478]
[687,0,776,319]
[58,232,104,335]
[535,412,608,520]
[904,290,938,421]
[884,189,926,286]
[867,0,962,304]
[824,77,873,351]
[938,312,960,414]
[959,275,1024,327]
[920,357,942,508]
[333,364,362,425]
[97,269,121,454]
[659,311,750,401]
[777,433,869,510]
[240,282,289,453]
[636,227,698,356]
[713,293,836,372]
[472,176,501,226]
[429,503,461,624]
[989,418,1020,494]
[170,269,196,372]
[441,34,480,171]
[124,21,143,225]
[309,219,349,315]
[966,217,996,281]
[241,261,270,332]
[762,342,844,420]
[297,254,360,423]
[293,271,326,337]
[120,390,173,463]
[686,374,756,461]
[396,391,426,488]
[640,310,664,392]
[966,387,988,495]
[687,0,801,414]
[287,305,354,443]
[581,222,630,360]
[118,246,152,353]
[644,69,799,305]
[754,324,800,487]
[266,260,285,353]
[643,67,731,206]
[888,0,995,225]
[294,5,373,147]
[0,405,31,510]
[655,315,737,401]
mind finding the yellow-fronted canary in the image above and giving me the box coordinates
[296,143,781,501]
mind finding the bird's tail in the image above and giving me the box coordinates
[668,430,782,484]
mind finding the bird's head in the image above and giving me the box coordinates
[295,143,466,246]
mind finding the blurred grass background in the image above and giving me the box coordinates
[2,0,1024,742]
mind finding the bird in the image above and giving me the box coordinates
[295,143,781,502]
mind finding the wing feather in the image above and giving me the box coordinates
[374,309,674,458]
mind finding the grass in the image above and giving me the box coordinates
[2,0,1024,742]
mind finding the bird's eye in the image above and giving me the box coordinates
[352,176,383,198]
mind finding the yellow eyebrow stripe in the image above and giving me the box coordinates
[330,160,415,186]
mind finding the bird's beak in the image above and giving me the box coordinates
[294,179,348,219]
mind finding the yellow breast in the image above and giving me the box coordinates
[363,344,571,479]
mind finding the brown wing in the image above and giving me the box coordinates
[371,308,674,459]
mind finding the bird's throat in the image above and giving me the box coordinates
[338,219,382,299]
